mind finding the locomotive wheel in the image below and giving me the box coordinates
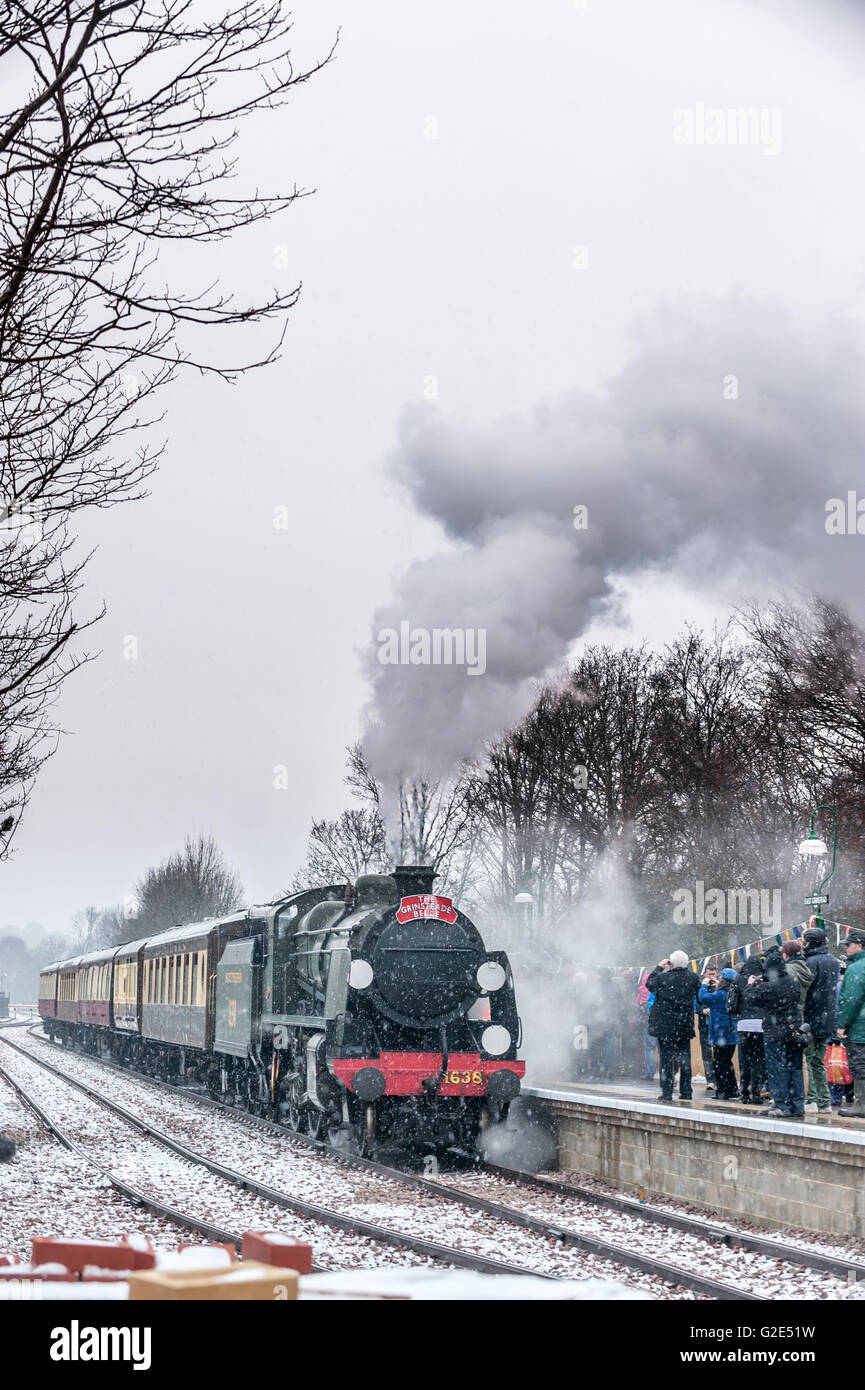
[284,1075,303,1131]
[305,1106,325,1140]
[326,1108,349,1148]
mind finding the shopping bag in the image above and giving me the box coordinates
[824,1042,853,1086]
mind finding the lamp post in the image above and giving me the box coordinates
[797,804,838,928]
[514,891,534,937]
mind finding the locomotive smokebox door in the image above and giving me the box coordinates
[214,937,259,1056]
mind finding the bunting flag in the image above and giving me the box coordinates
[605,916,856,986]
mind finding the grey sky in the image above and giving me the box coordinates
[5,0,865,936]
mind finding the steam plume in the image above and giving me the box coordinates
[364,297,865,789]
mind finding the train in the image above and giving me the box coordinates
[38,866,525,1153]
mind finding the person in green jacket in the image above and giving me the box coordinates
[837,929,865,1118]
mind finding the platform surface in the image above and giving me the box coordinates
[525,1076,865,1146]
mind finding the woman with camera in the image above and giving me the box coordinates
[747,948,808,1118]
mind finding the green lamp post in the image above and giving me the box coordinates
[797,804,838,929]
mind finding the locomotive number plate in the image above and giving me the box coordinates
[446,1069,482,1086]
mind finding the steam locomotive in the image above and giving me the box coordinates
[38,866,525,1152]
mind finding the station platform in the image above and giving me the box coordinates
[523,1078,865,1239]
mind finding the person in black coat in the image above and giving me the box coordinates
[726,953,767,1104]
[802,926,841,1113]
[646,951,701,1102]
[747,949,806,1117]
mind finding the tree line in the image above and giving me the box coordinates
[0,832,242,1000]
[294,597,865,966]
[7,596,861,998]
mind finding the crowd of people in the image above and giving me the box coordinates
[642,925,865,1118]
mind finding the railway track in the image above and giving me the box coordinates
[4,1029,816,1300]
[22,1028,860,1296]
[0,1052,250,1256]
[0,1033,559,1282]
[476,1163,865,1283]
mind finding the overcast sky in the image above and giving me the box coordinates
[5,0,865,937]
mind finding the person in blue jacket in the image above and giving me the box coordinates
[698,967,740,1100]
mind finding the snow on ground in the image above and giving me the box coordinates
[0,1039,678,1295]
[556,1167,865,1266]
[300,1268,652,1299]
[0,1074,188,1262]
[8,1029,865,1298]
[438,1170,865,1300]
[0,1045,439,1273]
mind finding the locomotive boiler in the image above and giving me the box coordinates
[39,866,525,1153]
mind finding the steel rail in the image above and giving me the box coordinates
[12,1029,783,1299]
[0,1033,549,1280]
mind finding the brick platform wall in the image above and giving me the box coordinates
[534,1092,865,1237]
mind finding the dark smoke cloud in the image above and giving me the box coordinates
[363,297,865,789]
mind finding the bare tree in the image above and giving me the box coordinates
[70,901,135,949]
[0,2,333,849]
[288,808,390,889]
[134,832,243,934]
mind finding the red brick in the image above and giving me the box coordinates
[241,1231,313,1274]
[120,1237,156,1270]
[30,1237,140,1273]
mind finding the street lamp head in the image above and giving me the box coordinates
[514,892,534,905]
[798,834,828,858]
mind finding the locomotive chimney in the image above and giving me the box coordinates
[393,864,437,898]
